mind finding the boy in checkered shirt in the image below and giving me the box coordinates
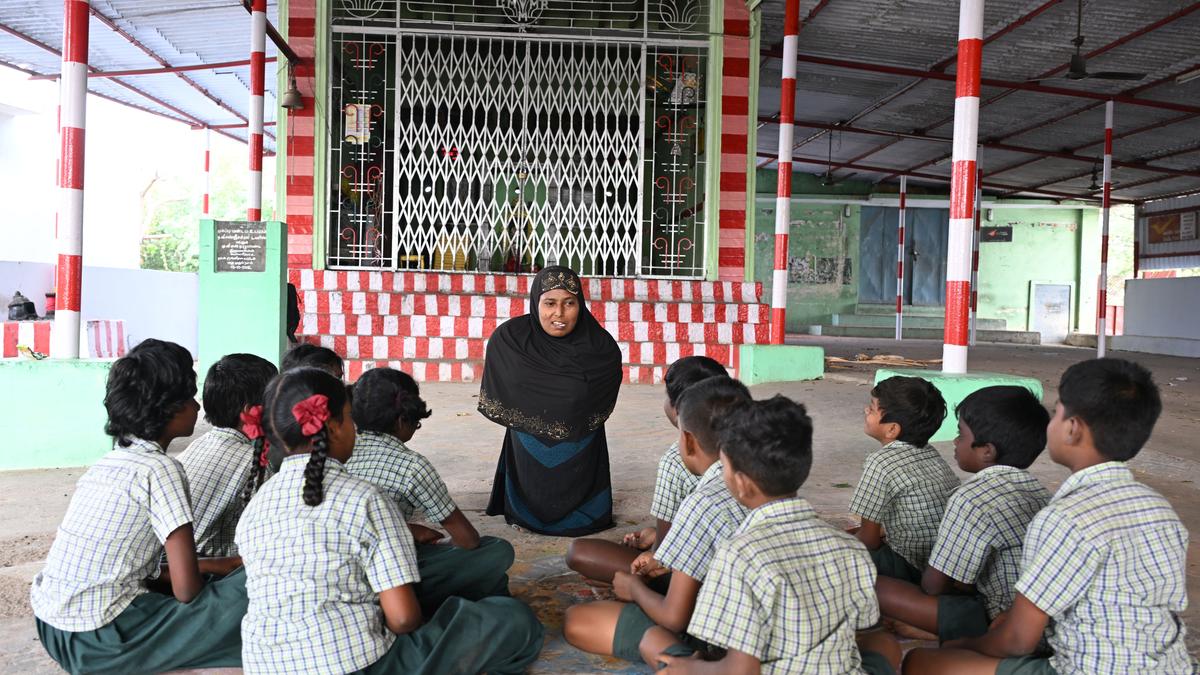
[908,358,1194,675]
[850,376,959,581]
[875,385,1051,642]
[179,353,278,557]
[566,355,727,589]
[564,375,751,667]
[654,396,899,675]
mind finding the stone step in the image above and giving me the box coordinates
[854,303,948,317]
[818,325,1041,344]
[303,335,738,365]
[831,313,1007,330]
[290,269,762,304]
[300,317,770,344]
[343,358,728,384]
[298,291,767,324]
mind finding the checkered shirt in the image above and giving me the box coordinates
[179,426,266,557]
[927,465,1049,618]
[688,497,879,675]
[655,461,749,582]
[848,441,960,568]
[1015,462,1192,675]
[649,442,700,522]
[30,438,194,632]
[235,455,421,675]
[345,430,457,523]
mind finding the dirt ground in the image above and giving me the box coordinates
[1,337,1197,674]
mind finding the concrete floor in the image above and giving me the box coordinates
[1,337,1197,673]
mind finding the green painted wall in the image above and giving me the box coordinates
[976,209,1084,331]
[0,360,112,469]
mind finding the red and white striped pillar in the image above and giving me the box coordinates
[769,0,801,345]
[943,0,984,374]
[52,0,90,358]
[895,175,907,340]
[248,0,266,220]
[1097,100,1114,357]
[969,161,982,346]
[203,126,212,216]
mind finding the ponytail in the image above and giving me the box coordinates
[302,429,329,506]
[261,368,348,508]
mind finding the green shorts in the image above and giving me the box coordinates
[870,543,922,583]
[612,603,716,664]
[936,593,990,643]
[656,643,892,674]
[996,655,1057,675]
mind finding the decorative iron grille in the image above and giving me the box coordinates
[327,32,396,268]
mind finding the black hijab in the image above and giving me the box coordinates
[478,266,622,441]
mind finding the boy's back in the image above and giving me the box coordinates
[689,497,878,674]
[179,427,259,557]
[655,461,748,581]
[1017,462,1191,674]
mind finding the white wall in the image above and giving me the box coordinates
[1112,277,1200,358]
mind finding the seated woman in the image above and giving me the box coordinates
[479,265,623,537]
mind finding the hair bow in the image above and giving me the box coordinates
[292,394,331,436]
[240,405,266,441]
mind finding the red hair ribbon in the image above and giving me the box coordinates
[292,394,331,436]
[240,405,266,441]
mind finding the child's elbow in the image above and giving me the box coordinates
[387,614,422,635]
[660,610,690,634]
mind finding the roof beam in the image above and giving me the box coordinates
[930,0,1068,72]
[28,57,276,80]
[999,144,1200,197]
[239,0,303,64]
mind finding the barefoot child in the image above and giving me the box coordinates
[348,366,516,615]
[875,386,1051,642]
[850,376,959,582]
[32,339,247,674]
[654,396,899,674]
[907,358,1193,675]
[566,355,728,586]
[235,367,543,674]
[564,376,751,667]
[179,353,278,556]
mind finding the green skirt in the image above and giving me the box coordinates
[354,596,544,675]
[413,536,514,616]
[36,567,248,675]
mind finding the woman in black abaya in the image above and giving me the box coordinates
[479,266,622,537]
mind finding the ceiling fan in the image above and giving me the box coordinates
[820,132,857,187]
[1032,0,1148,82]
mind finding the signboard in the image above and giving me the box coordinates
[980,226,1013,243]
[1147,211,1199,244]
[214,220,268,272]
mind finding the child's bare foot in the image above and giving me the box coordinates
[882,617,938,641]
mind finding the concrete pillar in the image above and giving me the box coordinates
[769,0,801,344]
[248,0,266,220]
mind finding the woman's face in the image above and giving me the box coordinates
[538,289,581,337]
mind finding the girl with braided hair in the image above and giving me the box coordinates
[235,367,544,674]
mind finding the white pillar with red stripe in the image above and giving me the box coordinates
[769,0,801,345]
[969,160,982,346]
[248,0,266,220]
[52,0,90,359]
[895,175,907,340]
[203,126,212,216]
[1097,100,1114,357]
[943,0,984,374]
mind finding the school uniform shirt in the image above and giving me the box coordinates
[345,430,457,523]
[30,438,194,632]
[649,442,701,522]
[1015,462,1192,675]
[655,461,749,581]
[179,426,265,557]
[688,497,879,674]
[848,440,960,568]
[927,464,1050,619]
[235,455,421,675]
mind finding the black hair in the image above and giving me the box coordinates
[871,376,947,447]
[104,339,196,447]
[675,375,752,456]
[664,356,729,407]
[716,395,813,497]
[262,367,349,506]
[203,354,278,428]
[956,386,1049,469]
[1058,358,1162,461]
[351,367,432,433]
[281,343,344,376]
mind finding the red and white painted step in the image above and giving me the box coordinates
[291,270,765,384]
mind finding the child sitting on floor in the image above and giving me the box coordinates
[32,339,247,674]
[566,355,728,587]
[563,375,751,668]
[654,396,900,675]
[281,342,344,380]
[875,385,1051,642]
[234,367,543,674]
[179,353,278,557]
[850,375,959,582]
[906,358,1194,675]
[347,366,516,615]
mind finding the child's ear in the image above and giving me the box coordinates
[732,471,756,502]
[681,429,701,457]
[980,442,998,463]
[884,421,902,442]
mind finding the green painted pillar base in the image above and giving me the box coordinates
[737,344,825,386]
[873,368,1044,443]
[0,360,112,470]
